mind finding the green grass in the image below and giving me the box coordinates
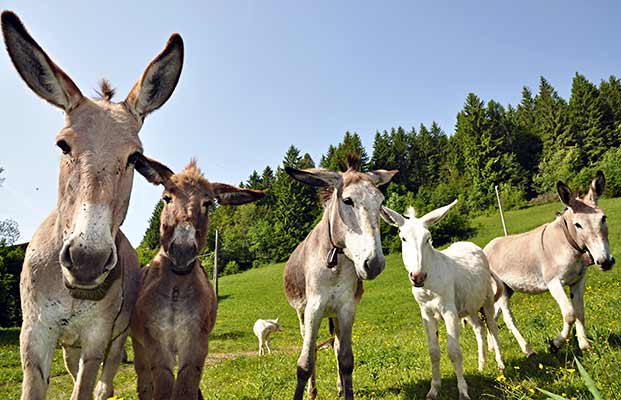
[2,198,621,399]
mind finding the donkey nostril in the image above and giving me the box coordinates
[60,244,73,269]
[103,250,116,271]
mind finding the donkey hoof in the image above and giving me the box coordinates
[579,343,592,352]
[527,351,537,360]
[548,339,561,353]
[459,393,472,400]
[425,393,437,400]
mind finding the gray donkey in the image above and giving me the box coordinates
[284,156,397,400]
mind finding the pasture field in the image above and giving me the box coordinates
[1,198,621,399]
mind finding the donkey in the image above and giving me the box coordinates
[254,318,282,355]
[381,201,504,400]
[2,11,184,400]
[485,171,615,355]
[284,156,397,400]
[130,159,264,400]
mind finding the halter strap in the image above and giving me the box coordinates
[558,211,594,265]
[326,211,344,269]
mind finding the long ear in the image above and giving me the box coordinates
[420,199,458,227]
[380,206,405,228]
[285,167,341,188]
[212,183,265,205]
[585,170,605,205]
[557,181,574,208]
[2,11,83,111]
[130,153,174,188]
[125,33,184,119]
[367,169,398,187]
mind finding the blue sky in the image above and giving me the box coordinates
[1,1,620,245]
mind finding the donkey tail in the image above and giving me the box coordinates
[491,271,504,302]
[317,318,336,351]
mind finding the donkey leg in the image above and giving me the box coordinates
[294,301,323,400]
[443,307,470,400]
[95,332,128,400]
[331,318,343,397]
[71,331,112,400]
[465,315,486,372]
[20,321,58,400]
[296,308,305,339]
[335,307,355,400]
[483,302,505,372]
[145,334,175,400]
[63,346,81,382]
[570,275,591,351]
[266,336,272,354]
[497,291,535,356]
[421,311,441,400]
[547,278,576,350]
[132,339,153,400]
[174,341,208,400]
[258,337,264,355]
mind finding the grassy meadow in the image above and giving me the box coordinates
[2,198,621,399]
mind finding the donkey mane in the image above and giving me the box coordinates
[174,158,211,190]
[94,78,116,101]
[318,153,372,207]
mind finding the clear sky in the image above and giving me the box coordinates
[1,1,620,246]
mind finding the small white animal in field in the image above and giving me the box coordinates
[254,318,282,355]
[381,200,505,400]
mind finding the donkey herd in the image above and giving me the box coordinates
[1,10,616,400]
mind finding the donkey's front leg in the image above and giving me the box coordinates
[443,307,470,400]
[421,311,441,400]
[547,278,575,350]
[71,331,111,400]
[294,300,323,400]
[20,320,59,400]
[570,274,591,351]
[335,305,355,400]
[174,337,209,400]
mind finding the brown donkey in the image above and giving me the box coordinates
[1,11,184,400]
[284,156,397,400]
[130,159,264,400]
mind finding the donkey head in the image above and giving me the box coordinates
[381,200,458,287]
[135,157,264,274]
[286,157,397,280]
[557,171,614,271]
[1,11,184,290]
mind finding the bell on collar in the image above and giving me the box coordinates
[327,247,339,268]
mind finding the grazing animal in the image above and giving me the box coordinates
[284,156,397,400]
[254,318,282,355]
[1,11,184,400]
[381,201,505,400]
[485,172,614,355]
[130,159,264,400]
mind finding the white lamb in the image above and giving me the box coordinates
[381,200,505,400]
[253,318,282,355]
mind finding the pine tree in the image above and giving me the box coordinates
[535,77,569,157]
[320,132,369,171]
[272,146,320,260]
[139,201,163,250]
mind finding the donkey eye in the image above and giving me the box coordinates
[56,140,71,155]
[401,236,406,242]
[575,222,583,229]
[343,197,354,206]
[162,194,172,204]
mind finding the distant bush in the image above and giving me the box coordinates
[498,183,529,210]
[223,260,240,276]
[596,147,621,197]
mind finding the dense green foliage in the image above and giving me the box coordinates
[2,198,621,399]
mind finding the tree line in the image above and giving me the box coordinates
[137,73,621,276]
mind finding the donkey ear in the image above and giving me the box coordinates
[2,11,83,111]
[380,206,405,228]
[420,199,458,227]
[557,181,575,208]
[130,153,174,188]
[125,33,184,119]
[585,170,605,205]
[367,169,398,187]
[285,167,341,188]
[212,183,265,205]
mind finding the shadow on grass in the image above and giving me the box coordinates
[210,330,249,341]
[604,331,621,348]
[217,294,231,302]
[360,374,502,399]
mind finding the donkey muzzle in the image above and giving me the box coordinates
[59,238,118,289]
[596,256,615,271]
[409,271,427,287]
[361,255,385,280]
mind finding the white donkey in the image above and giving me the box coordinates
[381,201,505,400]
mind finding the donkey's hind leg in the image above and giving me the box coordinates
[132,339,153,400]
[496,284,535,356]
[296,308,305,338]
[465,315,486,372]
[95,333,128,400]
[63,346,81,382]
[483,301,505,372]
